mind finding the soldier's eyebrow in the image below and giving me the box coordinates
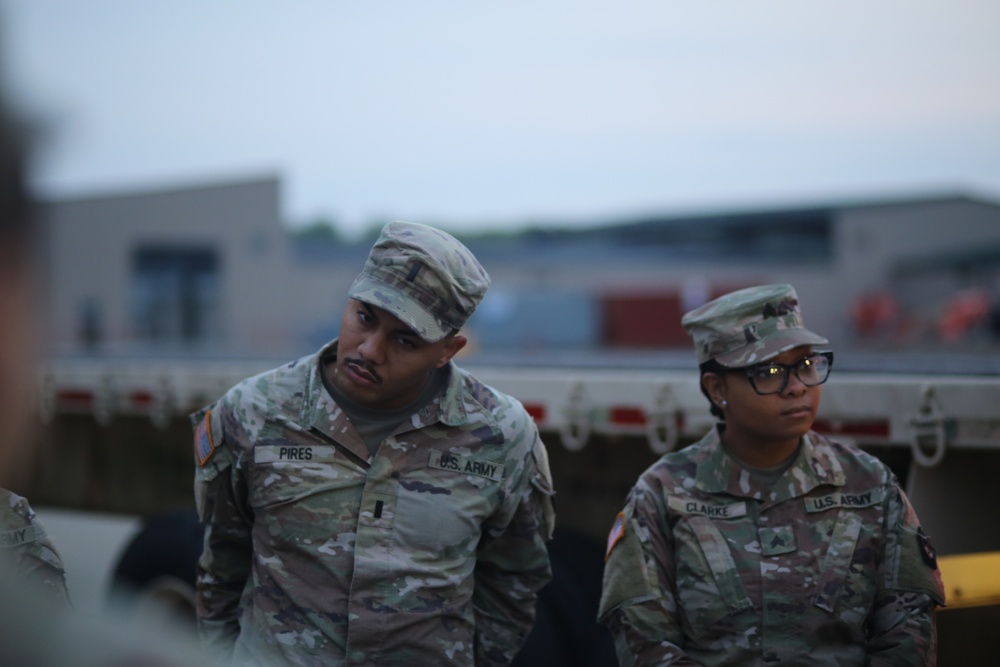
[360,301,422,341]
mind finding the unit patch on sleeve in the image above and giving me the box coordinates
[605,511,626,562]
[195,410,216,467]
[917,526,938,569]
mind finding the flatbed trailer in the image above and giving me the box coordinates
[19,351,1000,665]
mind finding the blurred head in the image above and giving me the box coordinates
[0,85,39,483]
[332,222,488,410]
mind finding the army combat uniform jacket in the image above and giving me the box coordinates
[193,341,555,667]
[0,488,69,607]
[599,428,944,666]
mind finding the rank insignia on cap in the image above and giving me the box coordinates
[195,410,216,467]
[605,511,626,562]
[917,526,938,569]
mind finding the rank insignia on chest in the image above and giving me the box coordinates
[195,410,216,467]
[605,511,626,561]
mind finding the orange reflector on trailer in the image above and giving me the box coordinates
[523,403,546,424]
[55,389,94,410]
[609,406,646,426]
[130,390,154,408]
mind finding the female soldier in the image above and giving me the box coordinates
[599,284,944,666]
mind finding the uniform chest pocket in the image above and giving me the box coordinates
[671,500,754,631]
[394,451,503,552]
[810,508,878,627]
[250,443,365,511]
[248,442,369,555]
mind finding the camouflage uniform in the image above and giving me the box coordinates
[600,284,944,666]
[600,428,944,665]
[0,487,70,607]
[193,340,555,667]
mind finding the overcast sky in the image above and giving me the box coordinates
[2,0,999,237]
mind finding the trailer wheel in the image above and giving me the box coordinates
[513,529,617,667]
[106,508,202,629]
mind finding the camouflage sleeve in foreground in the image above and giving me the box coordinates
[598,482,700,666]
[473,411,556,666]
[3,565,214,667]
[867,482,945,666]
[192,403,254,661]
[0,488,70,609]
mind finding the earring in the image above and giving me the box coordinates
[720,400,728,407]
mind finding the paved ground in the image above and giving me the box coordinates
[35,507,141,614]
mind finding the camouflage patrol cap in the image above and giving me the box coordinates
[681,284,828,367]
[348,221,490,342]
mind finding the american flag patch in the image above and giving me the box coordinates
[195,410,216,466]
[605,511,626,561]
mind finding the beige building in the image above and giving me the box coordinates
[41,175,349,358]
[39,175,1000,360]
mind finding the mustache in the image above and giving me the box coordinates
[344,357,382,384]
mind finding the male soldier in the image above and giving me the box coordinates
[194,221,556,667]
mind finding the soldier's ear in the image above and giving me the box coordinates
[436,334,466,368]
[702,372,727,408]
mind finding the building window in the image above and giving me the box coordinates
[131,246,220,345]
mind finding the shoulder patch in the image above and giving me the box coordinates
[195,409,216,466]
[605,511,626,561]
[917,527,938,569]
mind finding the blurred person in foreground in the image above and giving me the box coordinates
[193,221,555,666]
[0,52,69,609]
[0,49,209,667]
[599,284,944,666]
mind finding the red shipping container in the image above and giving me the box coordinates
[600,292,688,348]
[601,284,758,349]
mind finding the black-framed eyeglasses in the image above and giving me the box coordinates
[740,351,834,396]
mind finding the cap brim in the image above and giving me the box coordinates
[349,275,450,343]
[714,328,829,368]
